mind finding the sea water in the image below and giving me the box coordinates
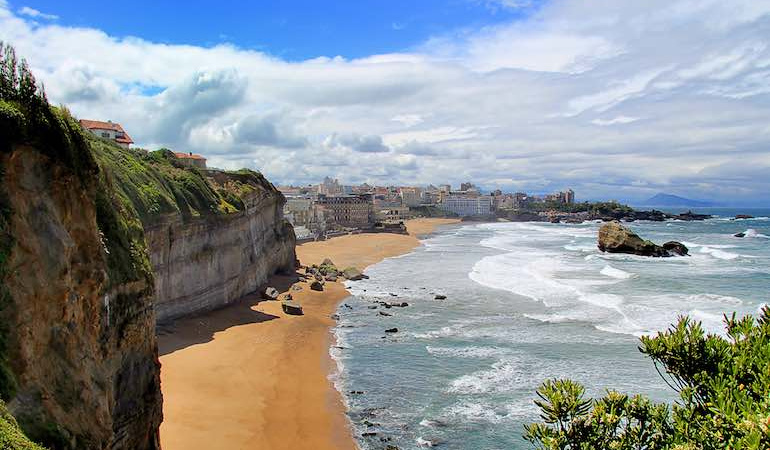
[331,209,770,450]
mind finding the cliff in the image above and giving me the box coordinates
[1,44,295,448]
[1,91,162,446]
[89,143,296,323]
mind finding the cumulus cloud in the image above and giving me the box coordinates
[1,0,769,204]
[326,133,391,153]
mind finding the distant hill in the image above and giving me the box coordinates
[643,193,715,207]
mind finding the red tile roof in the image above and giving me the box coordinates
[79,119,134,144]
[174,152,206,160]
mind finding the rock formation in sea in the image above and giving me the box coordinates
[597,222,688,257]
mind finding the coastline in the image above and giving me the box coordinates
[158,218,460,450]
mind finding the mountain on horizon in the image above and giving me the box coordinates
[643,193,715,207]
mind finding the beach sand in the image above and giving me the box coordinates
[158,218,459,450]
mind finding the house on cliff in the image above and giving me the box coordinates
[174,151,207,169]
[79,119,134,148]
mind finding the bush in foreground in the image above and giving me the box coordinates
[526,307,770,449]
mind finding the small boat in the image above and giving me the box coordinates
[281,301,304,315]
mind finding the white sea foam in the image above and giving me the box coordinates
[699,246,740,260]
[600,265,634,279]
[426,346,510,358]
[742,228,770,238]
[416,437,435,447]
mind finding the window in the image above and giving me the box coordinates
[101,132,110,138]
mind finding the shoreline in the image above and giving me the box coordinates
[158,218,460,450]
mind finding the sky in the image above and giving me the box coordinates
[1,0,769,205]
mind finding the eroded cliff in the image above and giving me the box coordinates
[90,144,296,323]
[147,186,295,322]
[1,80,162,448]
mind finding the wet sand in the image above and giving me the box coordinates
[158,218,459,450]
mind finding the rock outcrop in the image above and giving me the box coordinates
[1,142,161,448]
[598,222,688,257]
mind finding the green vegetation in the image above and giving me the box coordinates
[525,200,634,215]
[0,401,45,450]
[526,308,770,449]
[90,142,274,226]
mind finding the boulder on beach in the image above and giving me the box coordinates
[434,294,447,300]
[321,258,336,267]
[343,267,369,281]
[598,221,688,257]
[325,274,338,282]
[310,280,324,291]
[385,328,398,333]
[734,232,746,238]
[262,286,280,300]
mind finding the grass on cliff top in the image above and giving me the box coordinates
[89,137,278,226]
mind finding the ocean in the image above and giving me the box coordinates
[331,208,770,450]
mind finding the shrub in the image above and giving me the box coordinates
[526,307,770,449]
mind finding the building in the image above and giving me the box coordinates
[318,177,343,196]
[399,187,422,207]
[173,152,207,169]
[440,195,492,216]
[79,119,134,148]
[284,196,326,235]
[317,194,374,229]
[376,206,411,224]
[562,189,575,204]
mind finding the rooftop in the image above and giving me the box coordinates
[79,119,134,144]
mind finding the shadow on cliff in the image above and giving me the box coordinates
[156,273,302,356]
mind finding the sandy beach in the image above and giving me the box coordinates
[158,218,459,450]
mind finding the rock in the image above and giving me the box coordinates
[598,221,673,257]
[310,280,324,291]
[291,284,303,291]
[322,257,336,267]
[434,295,447,300]
[282,300,304,315]
[325,274,338,282]
[262,286,280,300]
[389,293,398,297]
[734,214,754,220]
[734,232,746,237]
[343,266,369,281]
[315,273,324,281]
[368,305,378,309]
[662,241,689,256]
[673,210,712,221]
[379,311,392,317]
[385,328,399,333]
[362,432,378,437]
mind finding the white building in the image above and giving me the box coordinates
[440,195,493,216]
[79,119,134,149]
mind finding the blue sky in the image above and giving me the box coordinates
[17,0,540,60]
[2,0,770,205]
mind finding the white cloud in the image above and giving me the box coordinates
[18,6,57,20]
[591,116,641,126]
[1,0,770,204]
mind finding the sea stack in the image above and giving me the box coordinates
[597,221,688,257]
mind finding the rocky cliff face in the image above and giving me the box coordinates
[1,145,162,449]
[147,182,295,323]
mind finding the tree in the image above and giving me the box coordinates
[526,307,770,449]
